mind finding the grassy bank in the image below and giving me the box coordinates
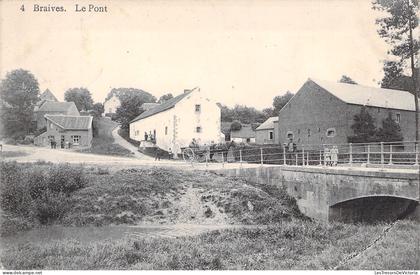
[2,220,418,270]
[78,118,133,157]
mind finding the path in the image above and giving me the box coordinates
[111,125,153,160]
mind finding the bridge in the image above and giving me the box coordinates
[214,165,419,222]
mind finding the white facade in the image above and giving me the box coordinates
[129,89,224,157]
[104,95,121,114]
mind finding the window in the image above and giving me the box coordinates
[165,126,168,135]
[307,129,311,137]
[195,104,201,112]
[297,129,300,135]
[395,113,401,124]
[135,130,139,136]
[71,135,81,145]
[286,131,294,139]
[48,135,54,140]
[326,128,336,138]
[318,127,321,133]
[50,122,54,129]
[269,131,274,140]
[196,126,202,133]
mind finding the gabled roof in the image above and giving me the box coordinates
[131,91,192,123]
[37,101,77,113]
[231,125,256,139]
[45,115,92,130]
[39,89,58,102]
[310,78,416,111]
[141,103,160,111]
[256,117,278,130]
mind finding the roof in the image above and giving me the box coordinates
[45,115,92,130]
[141,103,160,111]
[131,91,192,122]
[231,125,256,138]
[39,89,58,102]
[37,101,77,113]
[310,78,416,111]
[256,117,278,130]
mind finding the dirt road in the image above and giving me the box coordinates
[111,126,153,160]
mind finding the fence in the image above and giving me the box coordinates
[207,140,420,167]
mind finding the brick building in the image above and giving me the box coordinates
[278,78,418,148]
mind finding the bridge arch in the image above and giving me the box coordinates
[329,195,418,223]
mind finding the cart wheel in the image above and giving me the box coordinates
[183,148,195,163]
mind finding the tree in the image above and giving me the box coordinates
[114,93,155,131]
[381,60,415,91]
[377,112,404,142]
[348,107,379,143]
[0,69,40,136]
[373,0,419,140]
[339,75,358,84]
[92,103,104,117]
[158,93,173,104]
[273,91,294,115]
[220,104,266,124]
[230,120,242,131]
[64,88,94,111]
[262,107,274,118]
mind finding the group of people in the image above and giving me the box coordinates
[284,138,339,166]
[144,131,156,142]
[49,139,72,149]
[324,146,339,166]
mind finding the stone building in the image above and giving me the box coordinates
[255,116,278,144]
[34,101,80,129]
[278,78,418,149]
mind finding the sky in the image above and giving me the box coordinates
[0,0,391,109]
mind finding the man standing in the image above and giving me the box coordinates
[286,138,296,165]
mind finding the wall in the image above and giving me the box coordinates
[255,129,275,144]
[130,90,223,156]
[104,95,121,114]
[215,165,419,222]
[35,122,92,148]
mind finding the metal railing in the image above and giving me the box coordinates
[205,140,420,168]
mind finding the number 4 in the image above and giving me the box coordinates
[20,4,25,12]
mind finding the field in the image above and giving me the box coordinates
[78,118,133,157]
[0,161,418,270]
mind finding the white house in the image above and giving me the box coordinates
[129,88,224,158]
[103,94,121,115]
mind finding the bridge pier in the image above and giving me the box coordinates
[215,165,419,223]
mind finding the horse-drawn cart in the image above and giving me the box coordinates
[181,145,209,163]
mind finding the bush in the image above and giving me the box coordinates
[230,120,242,131]
[0,162,88,230]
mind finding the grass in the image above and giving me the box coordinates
[78,118,133,157]
[1,220,418,270]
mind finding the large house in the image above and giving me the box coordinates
[103,94,121,115]
[278,78,418,149]
[34,101,80,129]
[34,115,93,148]
[255,116,278,144]
[129,88,224,157]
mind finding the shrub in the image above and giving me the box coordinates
[47,164,86,194]
[230,120,242,131]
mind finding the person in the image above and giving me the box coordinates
[189,138,198,148]
[50,139,54,149]
[331,146,338,166]
[144,132,148,141]
[168,148,173,160]
[324,147,331,166]
[155,148,161,161]
[52,140,57,149]
[286,138,296,165]
[209,141,215,161]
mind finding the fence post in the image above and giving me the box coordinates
[307,152,309,166]
[319,150,322,165]
[283,146,286,165]
[239,149,243,163]
[367,144,370,164]
[415,143,419,166]
[302,145,305,166]
[380,142,384,165]
[260,147,263,166]
[205,154,208,168]
[389,144,393,165]
[222,152,225,168]
[295,153,298,166]
[349,143,353,165]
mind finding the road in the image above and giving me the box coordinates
[111,125,153,160]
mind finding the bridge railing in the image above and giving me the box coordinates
[209,140,419,167]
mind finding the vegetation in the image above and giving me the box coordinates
[64,88,94,111]
[230,120,242,131]
[105,88,156,103]
[377,112,403,142]
[1,219,418,270]
[373,0,419,140]
[0,69,40,138]
[92,102,104,117]
[158,93,174,103]
[220,104,267,124]
[80,117,132,157]
[339,75,358,84]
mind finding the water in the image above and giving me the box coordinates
[0,224,254,250]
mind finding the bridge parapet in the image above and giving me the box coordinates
[214,165,419,222]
